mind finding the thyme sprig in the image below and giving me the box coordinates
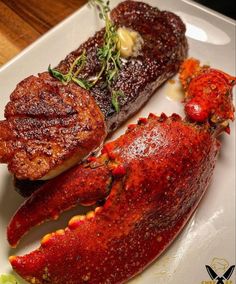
[111,90,124,113]
[90,0,123,111]
[48,50,89,87]
[90,0,110,20]
[49,0,124,112]
[90,0,121,86]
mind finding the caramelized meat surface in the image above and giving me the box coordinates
[57,0,188,131]
[0,73,106,180]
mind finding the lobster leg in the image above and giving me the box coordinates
[9,114,220,284]
[7,156,112,247]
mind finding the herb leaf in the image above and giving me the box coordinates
[48,50,87,86]
[89,0,121,87]
[90,0,110,20]
[49,0,124,105]
[72,77,92,90]
[0,274,18,284]
[48,65,71,85]
[111,90,124,113]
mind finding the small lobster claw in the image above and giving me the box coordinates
[180,58,236,128]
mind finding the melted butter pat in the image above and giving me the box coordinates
[165,79,185,102]
[117,27,143,58]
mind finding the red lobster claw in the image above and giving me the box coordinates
[10,113,220,283]
[7,156,111,247]
[180,58,235,125]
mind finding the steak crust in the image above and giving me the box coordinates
[0,1,187,181]
[57,0,188,131]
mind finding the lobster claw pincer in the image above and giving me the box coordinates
[10,113,220,284]
[7,156,112,247]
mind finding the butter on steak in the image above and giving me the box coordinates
[57,0,188,132]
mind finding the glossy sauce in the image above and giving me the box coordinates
[165,79,185,102]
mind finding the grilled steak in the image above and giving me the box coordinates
[57,0,188,132]
[0,0,188,182]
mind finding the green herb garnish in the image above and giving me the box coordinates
[90,0,123,112]
[49,0,124,112]
[48,50,89,88]
[111,90,124,113]
[90,0,121,85]
[0,274,18,284]
[90,0,110,19]
[72,77,92,89]
[48,65,71,85]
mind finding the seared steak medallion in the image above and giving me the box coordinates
[0,73,106,180]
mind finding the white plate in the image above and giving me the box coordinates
[0,1,235,283]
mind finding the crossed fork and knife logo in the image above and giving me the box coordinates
[205,265,235,284]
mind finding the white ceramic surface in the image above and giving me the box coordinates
[0,1,235,283]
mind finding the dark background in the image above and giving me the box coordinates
[194,0,236,20]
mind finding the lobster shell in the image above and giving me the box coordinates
[10,114,220,284]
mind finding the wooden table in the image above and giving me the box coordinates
[0,0,234,67]
[0,0,86,66]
